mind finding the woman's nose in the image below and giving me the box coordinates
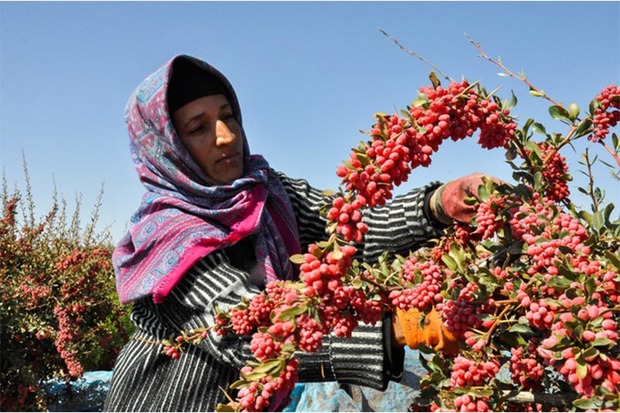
[215,120,236,146]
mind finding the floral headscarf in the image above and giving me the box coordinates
[113,55,301,304]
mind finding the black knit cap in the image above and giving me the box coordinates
[167,57,230,114]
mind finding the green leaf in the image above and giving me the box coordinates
[576,357,588,379]
[290,254,305,265]
[356,152,371,167]
[531,122,547,135]
[412,93,429,108]
[602,203,615,224]
[251,358,284,375]
[278,304,307,321]
[584,276,597,298]
[441,254,458,271]
[504,90,518,110]
[529,89,544,97]
[578,210,593,225]
[419,353,432,372]
[499,331,527,348]
[604,251,620,270]
[240,371,267,382]
[533,171,543,191]
[509,323,535,335]
[229,379,249,390]
[549,105,572,124]
[524,140,543,162]
[591,211,604,232]
[582,345,599,361]
[477,183,490,202]
[592,337,615,347]
[470,387,494,398]
[573,398,603,410]
[429,71,441,88]
[505,147,518,161]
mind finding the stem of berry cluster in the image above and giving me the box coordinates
[482,303,514,341]
[599,139,620,167]
[543,124,578,165]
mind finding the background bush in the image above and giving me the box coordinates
[0,162,133,411]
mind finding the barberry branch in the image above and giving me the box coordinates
[582,148,601,212]
[466,34,563,108]
[379,29,454,84]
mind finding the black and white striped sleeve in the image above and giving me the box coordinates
[133,252,260,370]
[275,170,445,261]
[360,182,445,262]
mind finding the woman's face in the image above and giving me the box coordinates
[172,94,244,184]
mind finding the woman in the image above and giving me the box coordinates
[105,55,486,412]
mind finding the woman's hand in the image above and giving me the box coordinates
[429,172,500,225]
[392,307,460,355]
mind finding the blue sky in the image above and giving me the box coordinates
[1,1,619,243]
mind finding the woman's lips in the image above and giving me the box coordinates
[217,152,241,164]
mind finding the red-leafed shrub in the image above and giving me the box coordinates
[0,164,133,411]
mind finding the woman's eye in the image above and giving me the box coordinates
[189,125,205,135]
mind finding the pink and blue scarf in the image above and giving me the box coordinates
[113,55,301,304]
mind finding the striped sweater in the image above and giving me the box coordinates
[104,172,443,412]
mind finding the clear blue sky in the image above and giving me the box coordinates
[1,1,619,243]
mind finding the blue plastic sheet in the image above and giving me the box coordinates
[286,348,426,412]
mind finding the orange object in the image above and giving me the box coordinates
[395,307,460,355]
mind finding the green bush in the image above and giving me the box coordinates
[0,163,133,411]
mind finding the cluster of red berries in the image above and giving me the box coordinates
[229,307,262,336]
[332,285,384,326]
[472,193,508,239]
[589,85,620,142]
[236,358,299,411]
[539,335,620,396]
[509,339,545,391]
[294,314,325,353]
[437,299,481,340]
[250,331,282,361]
[539,142,570,202]
[326,195,369,243]
[0,196,19,230]
[512,201,589,277]
[411,82,516,151]
[389,257,445,312]
[518,290,556,330]
[453,394,490,412]
[336,114,412,210]
[299,243,356,296]
[449,356,500,387]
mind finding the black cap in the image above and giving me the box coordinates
[167,57,229,114]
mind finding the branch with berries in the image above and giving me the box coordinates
[169,40,619,411]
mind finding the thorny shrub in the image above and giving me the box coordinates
[0,164,133,411]
[164,41,620,412]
